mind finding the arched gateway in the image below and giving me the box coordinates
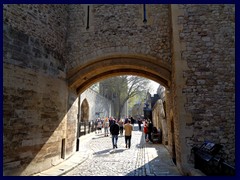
[3,4,235,176]
[68,55,171,94]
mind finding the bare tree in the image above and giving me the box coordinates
[99,76,150,119]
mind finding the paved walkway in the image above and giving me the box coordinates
[34,125,182,176]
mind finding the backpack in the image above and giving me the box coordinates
[144,126,148,133]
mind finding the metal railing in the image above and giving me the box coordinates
[79,120,96,137]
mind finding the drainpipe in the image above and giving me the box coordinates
[76,94,81,151]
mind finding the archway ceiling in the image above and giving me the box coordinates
[67,57,171,94]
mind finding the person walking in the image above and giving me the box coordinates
[143,122,148,141]
[124,117,129,124]
[147,119,153,143]
[124,119,133,149]
[96,118,103,134]
[109,117,114,127]
[130,117,135,126]
[103,118,110,137]
[110,120,120,149]
[137,118,142,131]
[118,119,124,136]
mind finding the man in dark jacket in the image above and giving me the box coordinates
[147,120,153,143]
[130,117,135,125]
[110,120,120,149]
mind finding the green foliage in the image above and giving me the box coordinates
[128,90,146,111]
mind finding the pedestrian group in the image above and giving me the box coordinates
[94,116,156,149]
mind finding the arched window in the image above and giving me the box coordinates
[81,99,89,122]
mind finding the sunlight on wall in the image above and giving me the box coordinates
[149,80,160,96]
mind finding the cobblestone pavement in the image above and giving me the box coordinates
[64,125,182,176]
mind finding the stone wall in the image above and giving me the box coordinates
[3,4,235,176]
[171,4,235,168]
[66,90,79,157]
[66,4,172,71]
[3,4,68,63]
[3,4,72,175]
[80,88,114,120]
[152,99,168,145]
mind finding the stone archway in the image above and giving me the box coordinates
[3,4,235,176]
[67,55,171,94]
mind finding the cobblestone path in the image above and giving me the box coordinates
[64,125,182,176]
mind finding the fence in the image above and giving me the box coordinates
[79,120,96,137]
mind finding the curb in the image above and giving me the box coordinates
[33,132,95,176]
